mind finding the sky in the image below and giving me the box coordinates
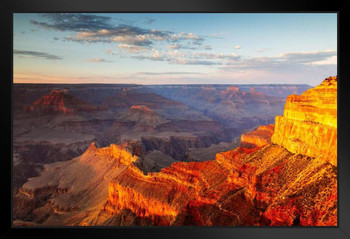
[13,13,337,86]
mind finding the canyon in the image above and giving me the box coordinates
[13,77,337,226]
[13,83,308,188]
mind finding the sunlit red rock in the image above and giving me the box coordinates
[99,142,336,226]
[240,124,274,148]
[271,76,337,165]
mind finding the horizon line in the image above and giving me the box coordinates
[12,82,314,86]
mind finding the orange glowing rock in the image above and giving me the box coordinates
[240,124,274,148]
[99,149,256,226]
[271,76,337,166]
[129,105,153,112]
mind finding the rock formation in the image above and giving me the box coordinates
[117,105,169,126]
[25,89,107,114]
[13,143,138,225]
[104,91,189,117]
[157,84,286,134]
[96,77,336,226]
[13,77,337,226]
[240,124,274,148]
[271,76,337,166]
[14,85,233,191]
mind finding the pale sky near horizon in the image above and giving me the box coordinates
[13,13,337,86]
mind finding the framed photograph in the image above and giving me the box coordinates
[3,0,350,238]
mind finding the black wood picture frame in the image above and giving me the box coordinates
[3,0,350,238]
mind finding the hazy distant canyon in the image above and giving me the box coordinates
[13,83,310,188]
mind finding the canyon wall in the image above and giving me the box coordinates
[271,76,337,166]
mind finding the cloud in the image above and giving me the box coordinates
[219,50,337,73]
[166,43,203,50]
[131,50,240,65]
[32,13,205,48]
[277,50,336,64]
[136,71,200,75]
[204,45,212,50]
[192,52,240,61]
[151,49,165,60]
[170,58,218,65]
[211,32,224,38]
[63,24,203,47]
[64,26,155,46]
[31,13,114,32]
[167,43,180,49]
[118,44,149,53]
[86,58,111,62]
[307,55,337,65]
[175,32,203,45]
[13,49,62,60]
[234,45,241,49]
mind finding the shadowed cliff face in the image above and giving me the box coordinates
[13,77,337,226]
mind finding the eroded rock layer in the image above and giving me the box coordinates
[240,124,274,148]
[26,89,106,114]
[13,143,137,225]
[94,143,336,226]
[271,76,337,166]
